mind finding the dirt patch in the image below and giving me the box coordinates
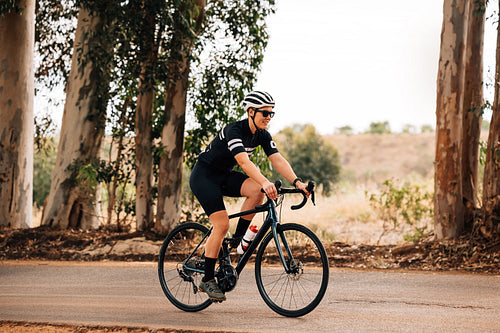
[1,226,499,274]
[0,320,229,333]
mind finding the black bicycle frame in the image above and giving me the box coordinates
[181,197,296,277]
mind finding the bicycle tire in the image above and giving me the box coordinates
[254,223,329,317]
[158,222,212,312]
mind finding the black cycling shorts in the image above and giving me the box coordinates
[189,161,249,217]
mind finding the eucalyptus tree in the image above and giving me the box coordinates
[41,1,119,228]
[132,0,164,230]
[0,0,35,228]
[36,0,276,231]
[155,0,206,232]
[462,0,485,229]
[434,0,469,238]
[481,1,500,240]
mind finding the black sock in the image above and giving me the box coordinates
[234,218,252,238]
[202,257,217,282]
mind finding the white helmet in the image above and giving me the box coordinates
[242,91,275,111]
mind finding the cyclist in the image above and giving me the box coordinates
[189,90,309,302]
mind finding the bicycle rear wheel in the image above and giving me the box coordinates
[158,222,212,312]
[255,223,329,317]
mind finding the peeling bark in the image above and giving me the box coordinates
[434,0,469,238]
[135,5,157,231]
[461,0,484,229]
[0,0,35,228]
[156,0,206,233]
[481,1,500,239]
[41,8,111,229]
[156,70,189,233]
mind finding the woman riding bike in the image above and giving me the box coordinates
[189,90,309,302]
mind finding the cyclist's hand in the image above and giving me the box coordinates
[296,181,311,198]
[262,181,278,200]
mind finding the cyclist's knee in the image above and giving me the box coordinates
[209,211,230,235]
[241,178,264,200]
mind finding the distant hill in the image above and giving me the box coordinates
[324,133,435,184]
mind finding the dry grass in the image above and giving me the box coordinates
[226,187,418,245]
[226,133,437,245]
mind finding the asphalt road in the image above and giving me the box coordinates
[0,261,499,332]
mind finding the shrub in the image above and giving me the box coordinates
[366,121,391,134]
[273,124,341,196]
[367,179,433,243]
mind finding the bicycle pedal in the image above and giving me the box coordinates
[210,298,225,303]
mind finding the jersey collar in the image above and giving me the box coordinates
[244,118,255,135]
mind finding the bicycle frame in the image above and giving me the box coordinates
[181,196,295,277]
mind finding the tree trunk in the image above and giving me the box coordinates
[481,2,500,239]
[0,0,35,228]
[461,0,485,230]
[156,0,206,233]
[434,0,469,239]
[135,6,158,231]
[156,65,189,233]
[41,7,112,229]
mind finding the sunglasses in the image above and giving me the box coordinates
[254,109,275,118]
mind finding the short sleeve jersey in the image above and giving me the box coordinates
[198,119,279,171]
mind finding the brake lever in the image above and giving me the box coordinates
[306,181,316,206]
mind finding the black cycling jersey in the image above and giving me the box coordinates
[197,119,279,170]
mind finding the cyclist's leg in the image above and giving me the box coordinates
[199,209,229,301]
[223,172,264,242]
[239,177,265,219]
[189,163,229,300]
[205,210,230,258]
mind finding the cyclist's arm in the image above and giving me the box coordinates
[234,152,277,199]
[268,153,310,195]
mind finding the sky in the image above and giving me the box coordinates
[36,0,497,135]
[254,0,497,135]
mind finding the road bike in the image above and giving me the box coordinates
[158,181,329,317]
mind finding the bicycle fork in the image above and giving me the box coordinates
[271,223,298,274]
[235,202,298,276]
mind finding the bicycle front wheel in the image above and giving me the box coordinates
[158,222,212,312]
[255,223,329,317]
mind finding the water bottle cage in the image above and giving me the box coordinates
[241,239,252,250]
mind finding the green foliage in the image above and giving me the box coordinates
[185,0,276,168]
[420,124,434,133]
[34,0,277,226]
[367,179,433,242]
[335,125,353,135]
[402,124,417,133]
[33,145,57,208]
[35,0,78,86]
[479,140,488,165]
[33,114,58,207]
[0,0,23,16]
[366,121,391,134]
[273,124,340,196]
[76,163,100,197]
[34,114,57,153]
